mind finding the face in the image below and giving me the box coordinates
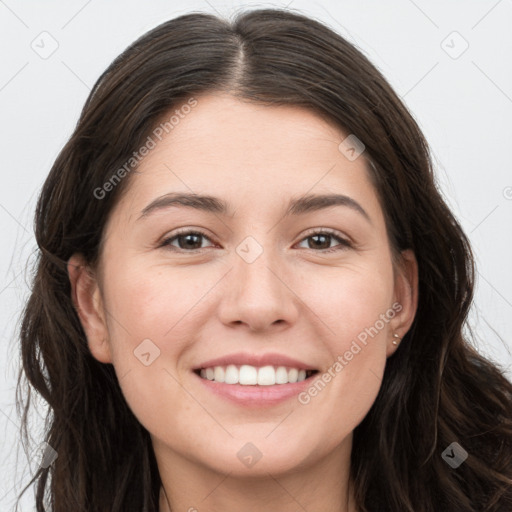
[70,92,417,478]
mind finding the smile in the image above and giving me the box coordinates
[195,364,318,385]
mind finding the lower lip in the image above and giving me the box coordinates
[193,371,318,407]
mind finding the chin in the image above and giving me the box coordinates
[193,436,316,477]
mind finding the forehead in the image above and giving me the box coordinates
[112,92,383,226]
[158,93,350,165]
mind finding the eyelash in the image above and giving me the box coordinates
[159,227,353,254]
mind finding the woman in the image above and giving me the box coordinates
[15,7,512,512]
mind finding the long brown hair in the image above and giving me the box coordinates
[15,8,512,511]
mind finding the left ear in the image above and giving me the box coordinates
[386,249,418,357]
[67,253,112,364]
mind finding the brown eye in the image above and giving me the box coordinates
[160,228,352,254]
[161,230,214,251]
[297,230,352,253]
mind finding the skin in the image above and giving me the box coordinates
[68,92,418,512]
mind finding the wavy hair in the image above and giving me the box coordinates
[15,7,512,511]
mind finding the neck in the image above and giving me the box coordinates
[156,437,357,512]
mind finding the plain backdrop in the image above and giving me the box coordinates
[1,0,511,509]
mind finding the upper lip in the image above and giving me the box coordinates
[194,352,317,371]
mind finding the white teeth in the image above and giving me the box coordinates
[225,364,238,384]
[239,365,258,385]
[275,366,289,384]
[214,366,225,383]
[197,364,315,385]
[257,365,275,386]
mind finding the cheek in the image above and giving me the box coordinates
[102,251,395,377]
[100,250,394,434]
[99,265,204,435]
[102,262,205,348]
[296,260,394,425]
[307,258,395,345]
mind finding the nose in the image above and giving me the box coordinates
[216,242,300,333]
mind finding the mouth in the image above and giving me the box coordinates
[193,365,320,386]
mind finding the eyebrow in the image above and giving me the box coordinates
[138,192,371,223]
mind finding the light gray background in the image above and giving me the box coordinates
[1,0,511,509]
